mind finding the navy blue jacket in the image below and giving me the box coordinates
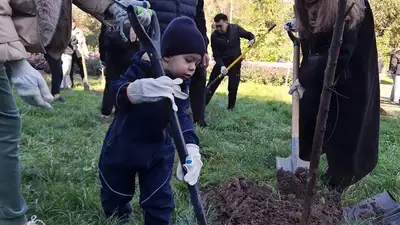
[101,52,199,165]
[149,0,209,48]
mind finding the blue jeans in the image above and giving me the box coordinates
[0,63,27,225]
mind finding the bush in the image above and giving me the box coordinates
[27,53,50,73]
[240,62,293,86]
[26,52,292,85]
[83,53,102,76]
[27,53,102,76]
[206,61,293,86]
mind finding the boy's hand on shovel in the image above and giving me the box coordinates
[176,144,203,186]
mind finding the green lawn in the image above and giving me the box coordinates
[16,79,400,224]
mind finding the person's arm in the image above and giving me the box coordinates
[237,25,255,41]
[112,69,136,110]
[74,28,89,56]
[72,0,113,24]
[98,25,107,63]
[175,84,200,145]
[211,33,224,67]
[390,55,399,74]
[194,0,209,51]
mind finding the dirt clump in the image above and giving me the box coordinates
[202,168,343,225]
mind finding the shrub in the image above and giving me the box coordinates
[206,61,293,86]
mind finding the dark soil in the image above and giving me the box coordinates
[202,168,343,225]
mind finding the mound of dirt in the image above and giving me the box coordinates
[202,168,343,225]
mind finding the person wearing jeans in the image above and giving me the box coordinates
[1,0,143,224]
[0,64,28,225]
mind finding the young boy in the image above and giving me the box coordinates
[98,16,205,225]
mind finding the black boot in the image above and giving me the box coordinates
[321,169,356,194]
[195,120,208,128]
[205,89,215,106]
[227,92,237,110]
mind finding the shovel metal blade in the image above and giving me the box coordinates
[276,155,310,173]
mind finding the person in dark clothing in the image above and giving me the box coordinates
[68,20,88,88]
[206,13,255,110]
[44,53,65,102]
[98,17,205,224]
[99,0,210,127]
[389,49,400,104]
[287,0,380,192]
[69,51,85,87]
[98,23,140,118]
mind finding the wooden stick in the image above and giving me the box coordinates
[300,1,355,224]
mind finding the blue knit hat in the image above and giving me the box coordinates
[161,16,206,57]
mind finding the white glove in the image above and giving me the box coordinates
[99,61,106,69]
[284,18,297,32]
[248,38,256,46]
[126,76,188,111]
[288,78,305,99]
[220,66,228,75]
[176,144,203,186]
[107,2,152,42]
[6,59,54,110]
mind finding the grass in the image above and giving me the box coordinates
[15,78,400,225]
[380,75,394,85]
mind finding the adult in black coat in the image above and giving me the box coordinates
[288,0,380,192]
[206,13,255,110]
[99,0,210,127]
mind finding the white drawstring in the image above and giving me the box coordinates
[27,215,45,225]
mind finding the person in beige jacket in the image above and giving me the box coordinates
[0,0,149,224]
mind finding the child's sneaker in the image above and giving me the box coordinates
[26,215,45,225]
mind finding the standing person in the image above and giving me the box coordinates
[99,0,210,127]
[60,36,75,89]
[61,19,89,89]
[98,23,140,119]
[98,17,205,224]
[205,13,255,110]
[389,49,400,104]
[44,53,65,102]
[0,0,149,224]
[286,0,380,192]
[69,20,89,88]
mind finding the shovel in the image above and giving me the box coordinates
[205,24,276,92]
[276,31,310,172]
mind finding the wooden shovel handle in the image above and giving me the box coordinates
[292,45,300,140]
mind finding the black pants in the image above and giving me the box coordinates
[44,54,63,96]
[69,52,84,86]
[189,66,206,122]
[206,62,241,109]
[101,50,134,116]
